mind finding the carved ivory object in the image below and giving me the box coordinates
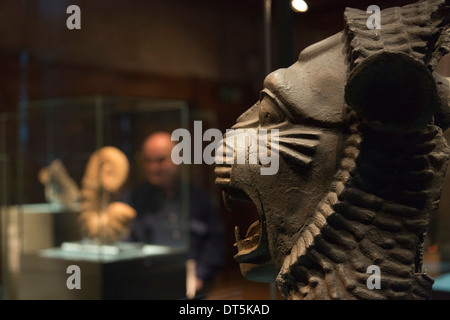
[215,0,450,299]
[38,159,81,210]
[78,146,136,244]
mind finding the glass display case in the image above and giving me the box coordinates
[0,96,190,299]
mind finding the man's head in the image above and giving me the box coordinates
[141,132,179,189]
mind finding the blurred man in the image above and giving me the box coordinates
[125,131,224,297]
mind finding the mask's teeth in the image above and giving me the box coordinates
[245,220,261,238]
[235,226,242,241]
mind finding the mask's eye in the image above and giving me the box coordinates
[258,96,285,126]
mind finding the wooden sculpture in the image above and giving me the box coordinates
[78,146,136,244]
[215,0,450,299]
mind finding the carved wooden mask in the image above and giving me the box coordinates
[215,0,450,299]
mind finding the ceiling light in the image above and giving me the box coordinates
[291,0,308,13]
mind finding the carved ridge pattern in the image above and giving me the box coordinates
[344,0,450,71]
[277,123,450,300]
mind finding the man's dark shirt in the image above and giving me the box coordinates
[123,181,224,283]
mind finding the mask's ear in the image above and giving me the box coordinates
[344,52,441,133]
[343,0,449,133]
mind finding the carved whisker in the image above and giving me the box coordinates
[278,127,322,140]
[269,129,321,169]
[276,145,314,168]
[279,137,318,154]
